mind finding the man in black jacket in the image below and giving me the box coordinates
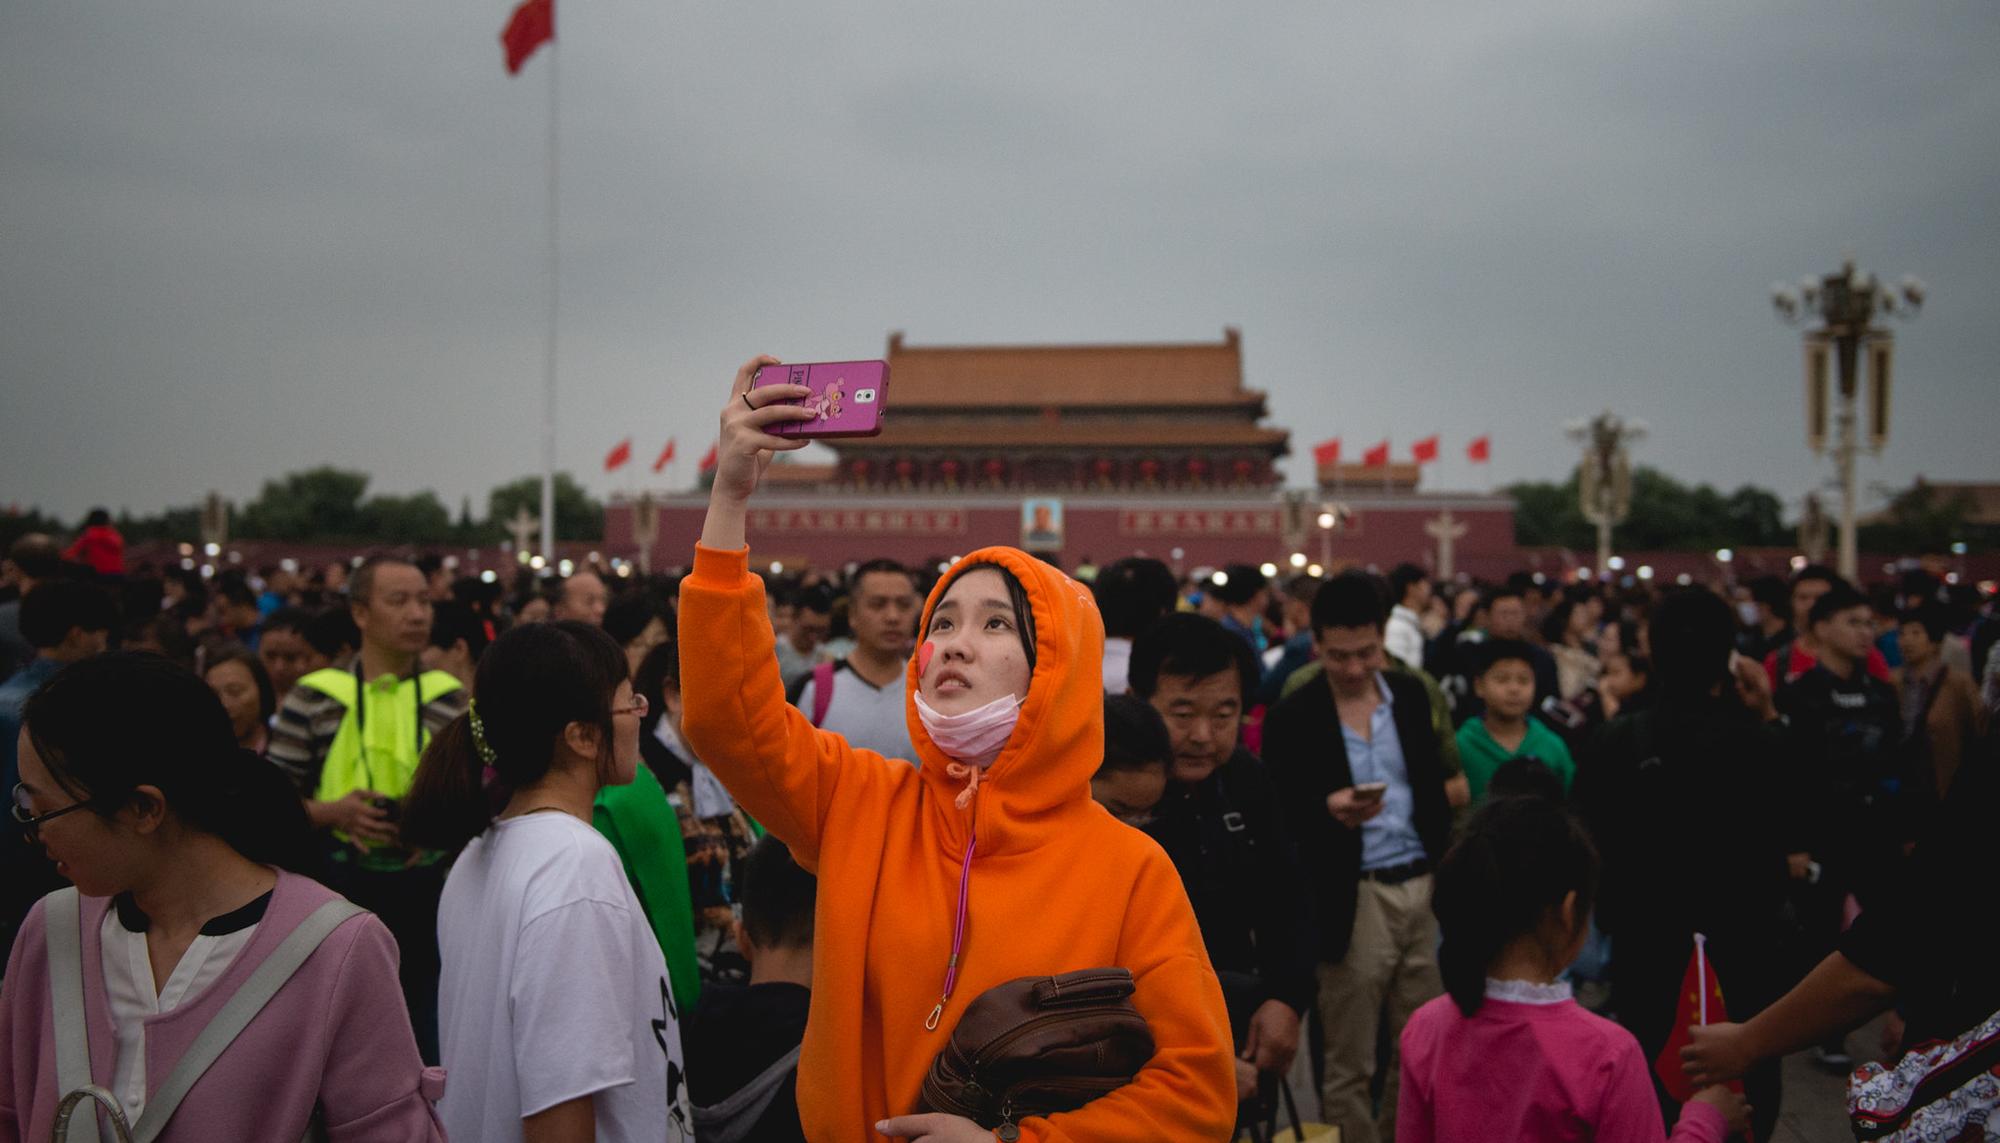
[1263,574,1454,1143]
[1130,613,1315,1103]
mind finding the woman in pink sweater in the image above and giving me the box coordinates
[0,652,444,1142]
[1397,793,1749,1143]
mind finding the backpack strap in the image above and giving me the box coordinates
[126,899,365,1143]
[45,887,105,1143]
[810,661,836,727]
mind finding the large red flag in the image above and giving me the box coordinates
[604,438,632,472]
[1362,440,1390,467]
[1467,435,1491,463]
[1411,436,1440,464]
[1312,438,1342,467]
[501,0,554,75]
[697,442,719,474]
[651,438,676,473]
[1656,934,1750,1127]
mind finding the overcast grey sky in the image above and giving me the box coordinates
[4,2,1996,523]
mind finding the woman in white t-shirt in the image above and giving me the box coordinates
[404,620,690,1143]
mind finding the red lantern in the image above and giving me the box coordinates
[1137,458,1161,482]
[1093,458,1115,479]
[1186,457,1210,481]
[1232,458,1255,482]
[982,458,1008,482]
[893,458,916,482]
[939,458,963,483]
[850,459,873,482]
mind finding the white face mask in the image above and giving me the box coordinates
[915,691,1023,769]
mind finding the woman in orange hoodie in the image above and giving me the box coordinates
[679,356,1236,1142]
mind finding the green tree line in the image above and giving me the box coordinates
[1,467,607,549]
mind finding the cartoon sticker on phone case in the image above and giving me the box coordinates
[809,377,845,422]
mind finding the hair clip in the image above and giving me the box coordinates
[467,700,499,767]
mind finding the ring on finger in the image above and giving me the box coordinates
[742,393,758,411]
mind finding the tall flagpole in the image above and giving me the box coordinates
[539,25,560,565]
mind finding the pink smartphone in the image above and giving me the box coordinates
[751,360,889,438]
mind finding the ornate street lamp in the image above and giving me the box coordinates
[1772,258,1924,580]
[1566,411,1645,578]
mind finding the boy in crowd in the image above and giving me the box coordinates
[687,836,817,1143]
[1455,639,1576,803]
[1090,693,1172,827]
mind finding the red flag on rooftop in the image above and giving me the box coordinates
[501,0,554,75]
[1312,438,1342,467]
[651,438,677,473]
[604,438,632,472]
[1656,935,1750,1124]
[1411,436,1440,464]
[1467,435,1491,463]
[698,443,718,474]
[1363,440,1390,467]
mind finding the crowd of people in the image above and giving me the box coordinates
[1,364,1996,1141]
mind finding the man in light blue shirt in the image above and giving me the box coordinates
[1263,573,1454,1143]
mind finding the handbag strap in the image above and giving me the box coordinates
[127,899,364,1143]
[1259,1074,1304,1139]
[45,887,103,1143]
[52,1086,133,1143]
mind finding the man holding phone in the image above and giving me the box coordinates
[1263,573,1454,1143]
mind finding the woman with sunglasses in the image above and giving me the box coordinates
[0,651,444,1141]
[402,620,690,1143]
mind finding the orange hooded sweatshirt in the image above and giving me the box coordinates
[680,544,1236,1142]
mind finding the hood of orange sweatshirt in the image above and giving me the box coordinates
[905,547,1104,857]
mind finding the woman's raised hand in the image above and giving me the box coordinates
[711,354,816,503]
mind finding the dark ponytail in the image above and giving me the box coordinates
[22,652,315,873]
[1432,794,1600,1017]
[402,620,627,852]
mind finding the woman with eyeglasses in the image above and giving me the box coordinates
[0,651,444,1141]
[401,620,691,1143]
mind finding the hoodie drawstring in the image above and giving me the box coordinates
[944,761,983,811]
[927,799,978,1031]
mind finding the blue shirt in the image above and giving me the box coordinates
[1340,673,1427,872]
[0,657,61,793]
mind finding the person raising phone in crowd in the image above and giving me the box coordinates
[0,653,443,1141]
[401,621,691,1143]
[676,356,1236,1142]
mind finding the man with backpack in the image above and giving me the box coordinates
[789,559,919,763]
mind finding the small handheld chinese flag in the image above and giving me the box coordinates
[1467,435,1491,463]
[604,438,632,472]
[697,443,718,474]
[1312,438,1342,467]
[1411,436,1440,464]
[651,438,676,473]
[501,0,554,75]
[1363,440,1391,467]
[1656,934,1750,1129]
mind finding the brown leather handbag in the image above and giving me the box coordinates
[916,968,1156,1139]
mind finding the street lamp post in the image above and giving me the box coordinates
[1773,258,1924,582]
[1566,411,1644,578]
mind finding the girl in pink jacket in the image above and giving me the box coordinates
[0,652,443,1142]
[1397,793,1749,1143]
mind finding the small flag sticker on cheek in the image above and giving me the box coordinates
[919,641,936,676]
